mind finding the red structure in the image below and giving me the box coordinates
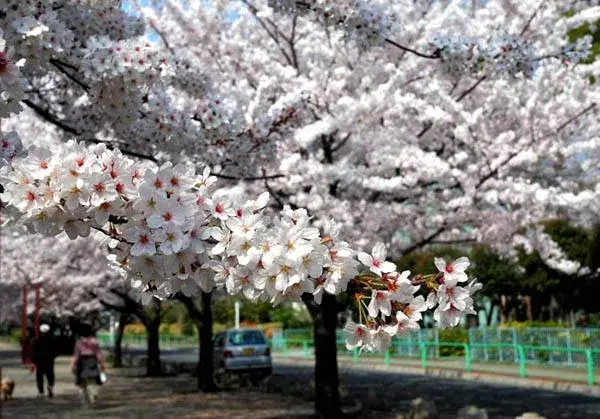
[20,283,42,365]
[34,283,41,338]
[21,284,31,364]
[21,284,27,342]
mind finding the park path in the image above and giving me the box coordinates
[0,356,314,419]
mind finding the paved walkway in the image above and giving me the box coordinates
[0,356,314,419]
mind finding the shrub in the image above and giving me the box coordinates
[439,328,468,357]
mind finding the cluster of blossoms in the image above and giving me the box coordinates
[195,99,224,130]
[560,35,593,64]
[0,131,23,169]
[0,141,478,351]
[432,35,538,78]
[0,30,25,118]
[345,246,480,352]
[268,0,398,47]
[79,37,169,126]
[431,34,591,78]
[0,1,143,61]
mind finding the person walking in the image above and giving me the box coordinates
[70,323,105,407]
[32,324,57,398]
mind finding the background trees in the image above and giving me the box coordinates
[142,0,600,259]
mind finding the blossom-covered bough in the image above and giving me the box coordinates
[0,140,479,347]
[136,0,600,275]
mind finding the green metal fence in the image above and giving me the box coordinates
[469,327,600,367]
[97,333,197,349]
[272,337,599,387]
[96,327,599,387]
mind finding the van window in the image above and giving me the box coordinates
[227,330,266,346]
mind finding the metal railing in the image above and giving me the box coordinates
[273,337,599,387]
[96,329,599,387]
[97,333,197,349]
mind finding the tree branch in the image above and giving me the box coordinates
[384,38,441,59]
[22,99,79,135]
[556,103,596,133]
[519,0,546,37]
[213,172,284,181]
[149,21,176,56]
[456,75,487,103]
[22,100,158,162]
[401,226,447,256]
[242,0,294,67]
[50,59,89,92]
[262,168,285,210]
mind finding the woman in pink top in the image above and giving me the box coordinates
[70,323,106,406]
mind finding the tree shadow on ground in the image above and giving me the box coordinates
[2,367,316,419]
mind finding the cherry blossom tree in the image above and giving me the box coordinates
[134,1,600,412]
[2,0,597,416]
[139,0,599,257]
[0,230,108,319]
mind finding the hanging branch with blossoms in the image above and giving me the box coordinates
[0,139,479,352]
[267,0,592,77]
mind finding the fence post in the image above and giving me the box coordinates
[547,335,553,365]
[303,340,309,358]
[497,328,503,362]
[517,345,526,378]
[384,349,391,366]
[566,329,573,367]
[420,343,427,370]
[464,343,472,372]
[512,328,518,363]
[586,349,595,387]
[483,330,489,361]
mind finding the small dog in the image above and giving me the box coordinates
[1,377,15,401]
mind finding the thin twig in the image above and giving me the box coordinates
[556,103,596,133]
[50,59,89,92]
[262,168,285,210]
[456,75,487,102]
[213,172,284,181]
[520,0,546,37]
[401,227,446,256]
[149,21,177,56]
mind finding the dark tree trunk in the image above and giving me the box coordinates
[524,295,534,321]
[198,291,216,392]
[304,293,343,418]
[146,320,161,376]
[145,300,162,377]
[176,292,216,392]
[113,312,128,368]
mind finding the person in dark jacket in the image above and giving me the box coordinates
[32,324,57,398]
